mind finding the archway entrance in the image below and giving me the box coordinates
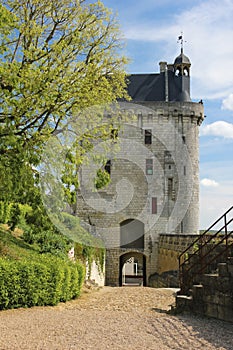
[119,252,146,286]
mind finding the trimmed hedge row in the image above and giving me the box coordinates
[0,255,85,310]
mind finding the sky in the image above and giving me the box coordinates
[102,0,233,229]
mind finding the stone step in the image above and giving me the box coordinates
[227,257,233,276]
[218,262,230,277]
[191,284,203,297]
[176,294,192,312]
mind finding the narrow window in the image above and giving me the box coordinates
[146,159,153,175]
[104,160,111,175]
[168,178,173,199]
[152,197,157,214]
[181,220,184,233]
[184,166,186,176]
[137,113,142,128]
[144,129,152,144]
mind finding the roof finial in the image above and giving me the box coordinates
[177,32,186,53]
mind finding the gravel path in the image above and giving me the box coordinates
[0,286,232,350]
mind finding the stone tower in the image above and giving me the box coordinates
[76,49,204,286]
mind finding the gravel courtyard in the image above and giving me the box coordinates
[0,286,232,350]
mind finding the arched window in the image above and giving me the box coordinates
[183,67,189,76]
[175,67,182,76]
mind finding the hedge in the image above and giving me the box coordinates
[0,256,85,310]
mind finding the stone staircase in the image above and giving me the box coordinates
[176,257,233,322]
[176,206,233,322]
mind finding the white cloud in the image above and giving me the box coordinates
[200,178,219,187]
[123,0,233,99]
[222,94,233,111]
[200,121,233,139]
[200,194,232,229]
[200,158,233,228]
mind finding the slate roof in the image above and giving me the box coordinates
[174,52,191,65]
[127,73,164,101]
[126,50,192,103]
[127,70,191,102]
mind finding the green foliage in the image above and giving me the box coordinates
[95,168,111,189]
[53,212,103,248]
[0,202,12,223]
[0,201,32,229]
[29,230,72,256]
[75,242,105,276]
[47,211,106,273]
[0,0,128,147]
[0,4,17,47]
[0,255,85,309]
[8,203,21,231]
[0,199,74,258]
[0,0,129,233]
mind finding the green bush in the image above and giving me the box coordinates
[0,202,12,224]
[0,201,33,230]
[60,264,72,302]
[0,259,20,309]
[0,256,85,310]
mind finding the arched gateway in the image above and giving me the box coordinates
[119,219,146,286]
[119,252,147,286]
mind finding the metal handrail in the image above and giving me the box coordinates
[178,206,233,294]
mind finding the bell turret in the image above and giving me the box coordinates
[174,49,191,77]
[173,35,191,102]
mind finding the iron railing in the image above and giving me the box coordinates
[178,206,233,294]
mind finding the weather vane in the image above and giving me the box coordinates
[177,32,187,53]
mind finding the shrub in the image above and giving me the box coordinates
[0,202,12,224]
[0,259,20,309]
[0,256,84,310]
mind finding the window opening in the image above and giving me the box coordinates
[168,178,173,199]
[111,128,118,141]
[181,220,184,233]
[146,159,153,175]
[144,129,152,144]
[104,160,111,175]
[152,197,157,214]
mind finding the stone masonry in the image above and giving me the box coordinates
[76,49,204,286]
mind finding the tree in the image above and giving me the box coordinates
[0,0,128,204]
[0,0,128,146]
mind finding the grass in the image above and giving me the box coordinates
[0,224,40,260]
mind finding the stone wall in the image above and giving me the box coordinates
[85,259,105,287]
[157,233,199,274]
[75,101,204,287]
[149,234,199,287]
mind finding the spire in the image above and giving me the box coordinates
[174,33,191,101]
[177,32,186,54]
[174,32,191,69]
